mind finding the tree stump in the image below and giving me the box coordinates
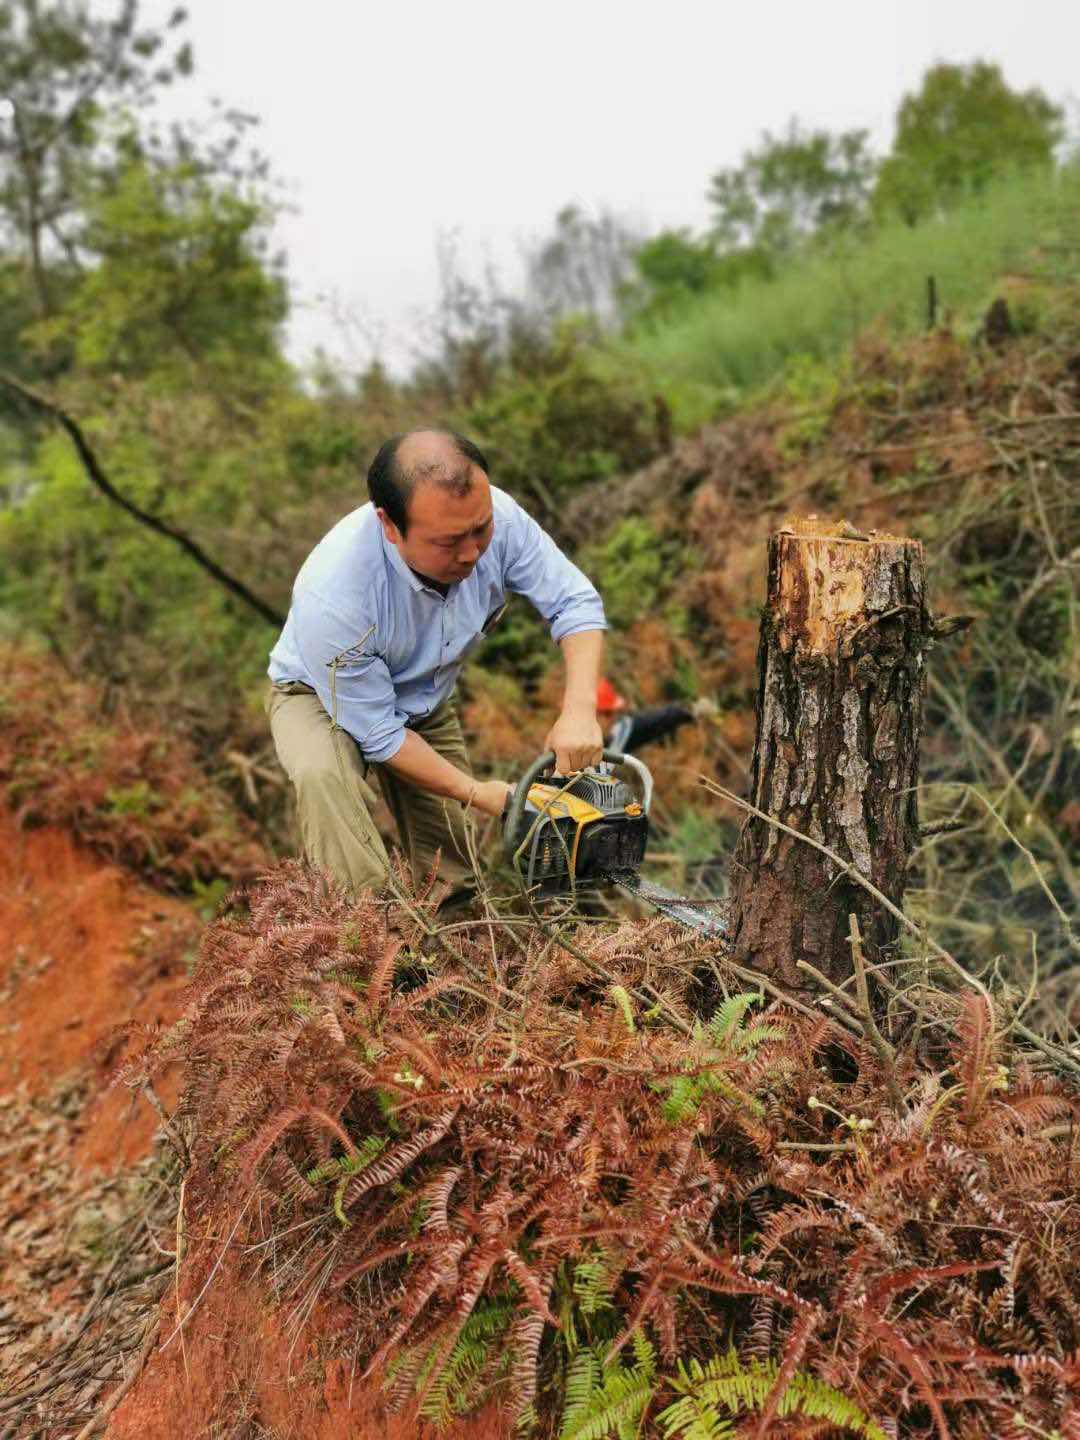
[728,519,930,990]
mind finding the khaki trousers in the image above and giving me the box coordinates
[265,681,475,898]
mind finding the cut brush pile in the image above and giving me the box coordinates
[119,859,1080,1438]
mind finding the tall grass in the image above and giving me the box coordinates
[620,166,1080,399]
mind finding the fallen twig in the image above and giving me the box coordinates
[71,1315,161,1440]
[848,913,905,1113]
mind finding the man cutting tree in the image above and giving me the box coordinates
[266,428,607,898]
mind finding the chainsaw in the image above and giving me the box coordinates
[502,749,726,938]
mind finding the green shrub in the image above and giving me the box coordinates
[579,517,681,630]
[463,320,661,507]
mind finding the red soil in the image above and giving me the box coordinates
[0,810,195,1171]
[107,1235,509,1440]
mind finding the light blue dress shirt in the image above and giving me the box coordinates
[268,485,607,763]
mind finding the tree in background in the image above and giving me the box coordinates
[873,61,1065,224]
[520,203,643,329]
[620,123,873,324]
[707,119,876,258]
[0,0,192,321]
[414,205,645,405]
[621,228,773,326]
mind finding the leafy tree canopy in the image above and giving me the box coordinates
[873,61,1065,223]
[707,119,876,257]
[623,228,773,326]
[0,0,192,318]
[32,157,287,381]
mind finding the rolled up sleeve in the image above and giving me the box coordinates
[291,589,408,763]
[502,496,607,643]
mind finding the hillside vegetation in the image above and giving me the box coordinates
[1,13,1078,1434]
[620,167,1080,405]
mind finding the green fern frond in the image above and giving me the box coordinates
[559,1366,654,1440]
[562,1346,600,1425]
[306,1133,388,1224]
[707,998,783,1055]
[609,984,635,1034]
[657,1394,736,1440]
[658,1351,887,1440]
[661,1068,764,1123]
[573,1249,616,1316]
[417,1296,516,1426]
[515,1404,540,1435]
[658,995,779,1123]
[630,1329,657,1381]
[706,992,759,1046]
[559,1332,657,1440]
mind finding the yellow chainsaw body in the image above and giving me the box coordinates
[523,775,644,883]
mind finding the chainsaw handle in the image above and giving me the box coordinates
[502,748,653,844]
[618,752,654,814]
[502,750,558,846]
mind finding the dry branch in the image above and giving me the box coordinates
[0,370,285,628]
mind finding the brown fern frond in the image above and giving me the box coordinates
[365,936,404,1016]
[505,1304,547,1422]
[751,1304,821,1439]
[237,1104,357,1182]
[953,991,1003,1127]
[341,1110,458,1208]
[362,1238,469,1379]
[495,1252,554,1329]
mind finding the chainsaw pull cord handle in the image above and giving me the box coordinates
[503,748,654,849]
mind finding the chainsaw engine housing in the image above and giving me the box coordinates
[506,768,649,894]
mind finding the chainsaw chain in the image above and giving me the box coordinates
[603,870,728,939]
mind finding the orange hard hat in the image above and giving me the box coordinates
[596,678,628,712]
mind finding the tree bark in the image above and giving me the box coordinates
[728,519,930,991]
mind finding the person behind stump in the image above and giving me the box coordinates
[595,678,718,755]
[266,429,607,899]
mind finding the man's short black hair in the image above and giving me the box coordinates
[367,429,490,535]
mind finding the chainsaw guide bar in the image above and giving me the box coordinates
[604,870,728,939]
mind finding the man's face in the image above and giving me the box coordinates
[378,470,495,586]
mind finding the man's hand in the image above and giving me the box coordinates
[467,779,514,818]
[545,707,604,774]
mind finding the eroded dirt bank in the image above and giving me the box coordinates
[0,811,195,1436]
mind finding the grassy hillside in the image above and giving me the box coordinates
[615,166,1080,416]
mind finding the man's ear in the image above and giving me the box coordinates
[375,507,402,547]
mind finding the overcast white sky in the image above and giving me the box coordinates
[137,0,1078,373]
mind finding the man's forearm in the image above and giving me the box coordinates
[544,629,605,772]
[558,629,604,714]
[382,731,510,819]
[383,730,473,803]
